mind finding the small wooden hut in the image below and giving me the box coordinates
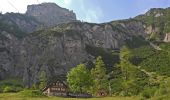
[42,80,68,96]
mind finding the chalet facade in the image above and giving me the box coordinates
[42,80,68,96]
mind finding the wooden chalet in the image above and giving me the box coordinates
[42,75,92,98]
[42,80,68,96]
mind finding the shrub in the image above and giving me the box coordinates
[3,86,14,93]
[19,89,44,97]
[0,87,2,93]
[141,87,157,99]
[0,78,24,92]
[153,77,170,100]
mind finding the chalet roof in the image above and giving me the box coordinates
[42,79,68,92]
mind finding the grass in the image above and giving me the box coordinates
[0,93,140,100]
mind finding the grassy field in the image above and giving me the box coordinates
[0,93,141,100]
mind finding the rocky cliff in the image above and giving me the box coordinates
[0,20,147,87]
[0,3,170,87]
[26,3,77,27]
[0,3,77,34]
[135,7,170,41]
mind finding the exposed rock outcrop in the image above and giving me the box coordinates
[0,31,22,80]
[164,33,170,42]
[26,3,77,27]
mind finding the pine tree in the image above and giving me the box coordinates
[39,71,47,90]
[120,46,135,80]
[91,56,109,94]
[119,46,147,96]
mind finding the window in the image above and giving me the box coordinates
[61,88,65,91]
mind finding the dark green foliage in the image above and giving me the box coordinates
[129,46,155,65]
[109,78,123,95]
[2,86,21,93]
[141,87,157,99]
[127,43,170,76]
[125,36,149,49]
[140,51,170,76]
[110,46,150,96]
[0,78,23,93]
[160,42,170,50]
[19,89,44,97]
[3,86,13,93]
[153,77,170,100]
[85,45,119,71]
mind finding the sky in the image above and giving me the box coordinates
[0,0,170,23]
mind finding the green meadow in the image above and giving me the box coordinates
[0,93,140,100]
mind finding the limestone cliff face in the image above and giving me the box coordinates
[0,31,22,80]
[20,21,147,86]
[0,20,146,86]
[26,3,77,27]
[3,13,41,33]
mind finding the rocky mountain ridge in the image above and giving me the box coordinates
[0,3,77,34]
[0,3,170,87]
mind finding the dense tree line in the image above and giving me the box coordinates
[67,45,170,99]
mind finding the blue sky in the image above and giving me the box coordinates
[0,0,170,23]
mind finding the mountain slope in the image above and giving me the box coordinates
[135,7,170,41]
[0,3,170,87]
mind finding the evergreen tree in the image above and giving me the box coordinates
[120,46,135,80]
[119,46,149,96]
[39,71,47,90]
[91,56,109,94]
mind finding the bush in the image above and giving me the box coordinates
[141,87,157,99]
[0,87,2,93]
[110,78,123,95]
[0,78,24,93]
[20,89,44,97]
[153,77,170,100]
[3,86,14,93]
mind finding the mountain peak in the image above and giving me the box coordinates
[26,2,77,27]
